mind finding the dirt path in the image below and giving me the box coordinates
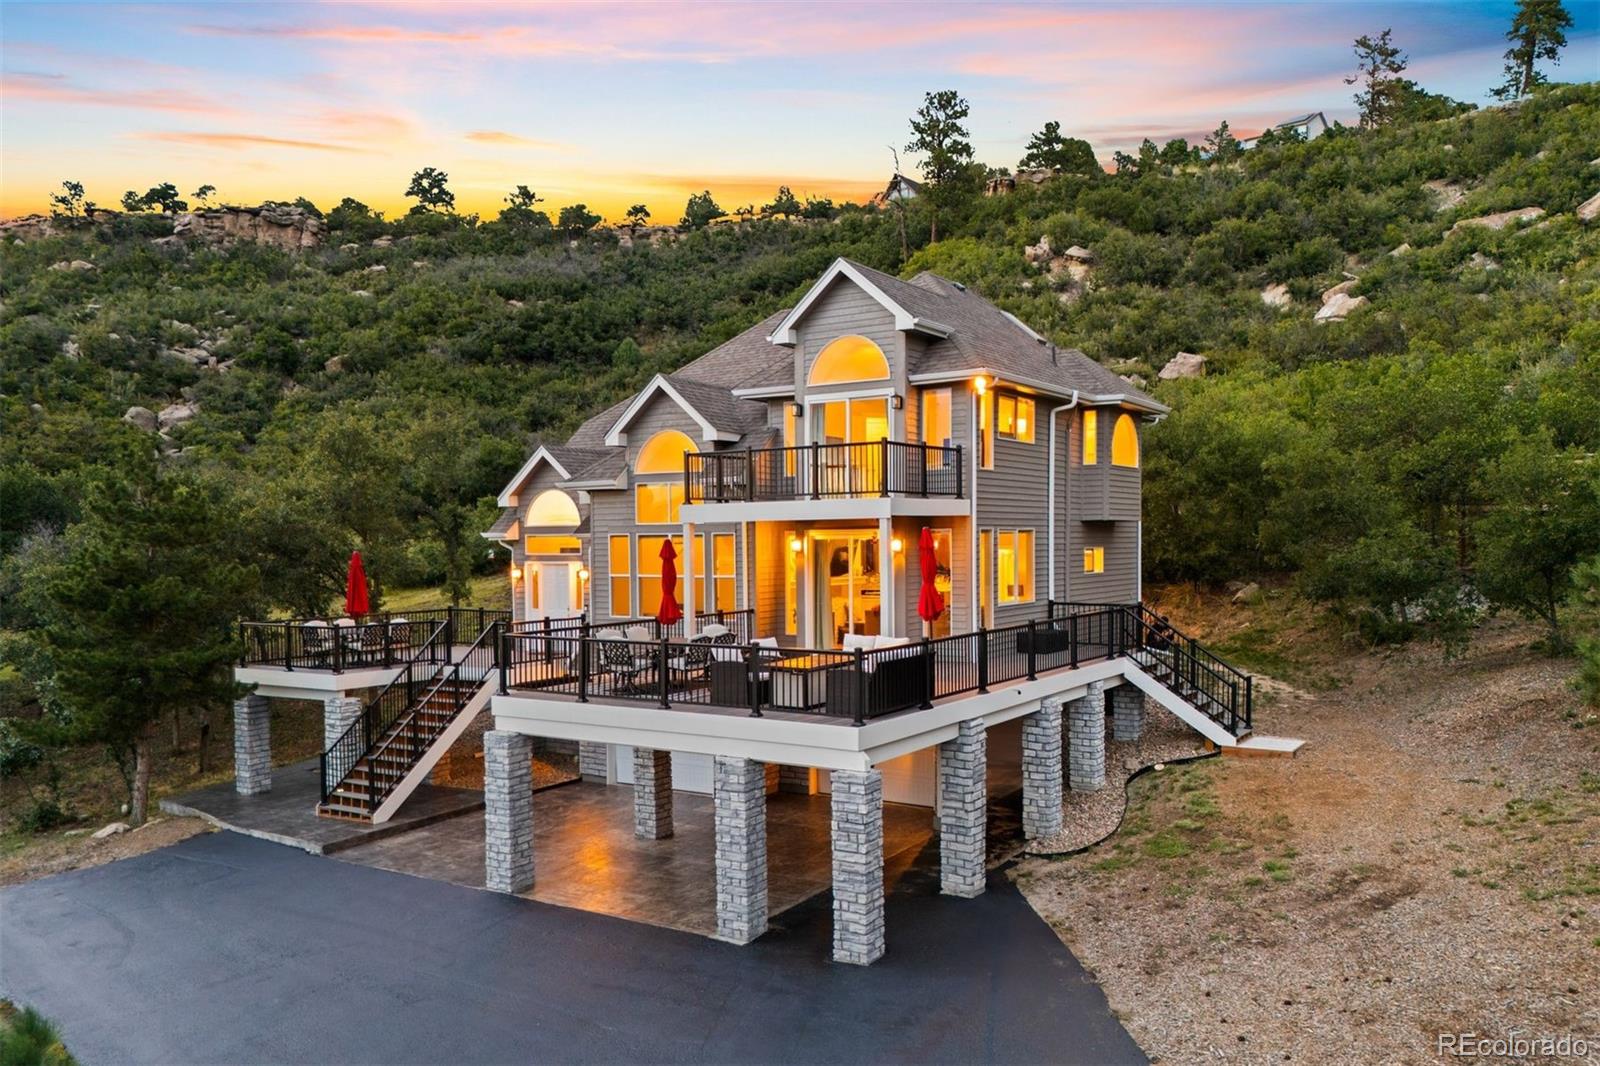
[1017,619,1600,1063]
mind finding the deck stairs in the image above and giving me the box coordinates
[1112,606,1257,748]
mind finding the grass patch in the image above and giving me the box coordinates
[1143,832,1191,859]
[1262,859,1294,883]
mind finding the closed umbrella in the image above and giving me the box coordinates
[656,539,683,627]
[917,527,944,632]
[344,551,370,620]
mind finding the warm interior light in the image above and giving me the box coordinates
[891,537,904,554]
[789,536,804,553]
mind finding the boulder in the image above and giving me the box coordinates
[91,821,130,839]
[339,242,360,252]
[1388,243,1412,257]
[157,402,198,430]
[1260,282,1292,308]
[61,339,80,360]
[365,264,387,274]
[1314,292,1368,323]
[0,214,55,241]
[49,259,96,272]
[1231,582,1261,605]
[1446,206,1545,238]
[170,203,324,251]
[351,290,374,299]
[1320,278,1359,302]
[1158,352,1206,380]
[1120,373,1149,389]
[1023,235,1053,267]
[324,355,345,374]
[1061,244,1095,263]
[122,406,158,432]
[371,236,393,248]
[1423,179,1468,211]
[1467,252,1500,271]
[1577,190,1600,223]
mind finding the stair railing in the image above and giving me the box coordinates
[1117,603,1253,734]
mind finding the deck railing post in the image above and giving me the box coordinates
[853,648,867,726]
[1070,613,1079,668]
[498,625,509,695]
[1245,675,1254,731]
[880,438,890,497]
[1027,620,1038,680]
[955,444,965,499]
[658,638,671,709]
[977,628,990,694]
[577,624,590,703]
[745,449,755,502]
[920,637,935,709]
[810,440,821,499]
[283,621,293,671]
[747,643,763,718]
[334,626,345,673]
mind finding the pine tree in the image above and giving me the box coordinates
[1345,29,1409,129]
[1493,0,1574,100]
[906,89,976,242]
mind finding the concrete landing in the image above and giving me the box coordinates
[1219,734,1307,758]
[160,758,486,855]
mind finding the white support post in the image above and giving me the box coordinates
[682,520,697,634]
[878,516,895,638]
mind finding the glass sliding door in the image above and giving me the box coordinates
[812,531,882,647]
[809,396,890,496]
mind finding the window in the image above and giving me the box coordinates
[634,429,698,475]
[609,536,631,617]
[978,529,993,626]
[712,532,737,611]
[525,489,580,528]
[524,535,582,555]
[527,566,541,611]
[921,388,952,468]
[928,528,954,638]
[636,535,704,616]
[784,529,799,635]
[807,335,890,386]
[997,530,1035,604]
[782,403,798,475]
[996,394,1035,444]
[634,482,684,525]
[977,392,994,470]
[1112,413,1140,467]
[1082,409,1098,465]
[1083,546,1105,574]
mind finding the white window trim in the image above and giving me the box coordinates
[996,527,1037,605]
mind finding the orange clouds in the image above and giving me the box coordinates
[2,72,231,115]
[139,131,367,154]
[464,130,571,151]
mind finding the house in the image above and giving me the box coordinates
[869,173,922,206]
[1237,111,1329,150]
[231,257,1259,965]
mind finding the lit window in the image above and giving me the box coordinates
[996,394,1035,444]
[635,482,684,524]
[782,403,798,476]
[524,535,582,555]
[784,529,799,635]
[1082,410,1098,465]
[634,429,697,475]
[807,335,890,386]
[921,388,952,468]
[528,565,540,611]
[997,530,1034,604]
[1112,414,1139,467]
[609,535,631,617]
[636,536,683,617]
[1083,547,1105,574]
[713,532,737,611]
[525,489,580,528]
[978,391,994,470]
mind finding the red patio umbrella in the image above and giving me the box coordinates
[655,539,683,627]
[917,527,944,631]
[344,550,370,620]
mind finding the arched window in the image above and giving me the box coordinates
[1111,414,1140,468]
[525,489,580,528]
[634,429,698,474]
[807,335,890,386]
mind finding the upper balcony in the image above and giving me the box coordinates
[684,441,963,514]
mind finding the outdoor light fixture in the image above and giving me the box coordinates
[891,394,904,410]
[973,375,988,395]
[789,536,804,553]
[577,567,590,582]
[510,565,522,580]
[891,537,904,554]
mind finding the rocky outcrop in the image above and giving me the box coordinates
[1321,278,1359,302]
[157,402,198,431]
[985,168,1059,196]
[1315,292,1368,323]
[1025,236,1095,284]
[1423,179,1468,212]
[1577,191,1600,223]
[1260,282,1292,308]
[122,406,158,432]
[49,259,96,272]
[169,203,324,251]
[1158,352,1206,380]
[1446,206,1545,238]
[1,214,57,242]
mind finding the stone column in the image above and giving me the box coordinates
[714,756,768,944]
[1021,697,1064,839]
[1111,683,1147,742]
[777,765,813,794]
[632,747,674,839]
[938,718,987,898]
[577,741,608,782]
[1069,680,1107,792]
[830,768,885,965]
[484,730,534,894]
[323,695,362,750]
[233,694,271,795]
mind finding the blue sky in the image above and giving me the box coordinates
[2,1,1595,219]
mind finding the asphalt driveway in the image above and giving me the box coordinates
[1,831,1144,1064]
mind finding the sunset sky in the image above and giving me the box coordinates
[2,1,1595,221]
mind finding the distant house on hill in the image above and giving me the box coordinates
[870,173,922,206]
[1238,111,1329,150]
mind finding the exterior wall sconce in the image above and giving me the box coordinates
[789,401,803,417]
[973,375,989,396]
[789,536,804,553]
[891,394,904,410]
[577,567,590,583]
[510,565,522,581]
[890,537,904,554]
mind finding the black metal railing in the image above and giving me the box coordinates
[1112,603,1253,735]
[685,440,963,504]
[240,606,511,672]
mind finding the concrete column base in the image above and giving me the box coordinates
[1111,683,1147,742]
[1069,680,1108,792]
[632,748,673,839]
[830,768,885,965]
[233,694,271,795]
[714,756,768,944]
[484,731,534,893]
[938,718,987,898]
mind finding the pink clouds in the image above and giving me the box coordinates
[464,130,572,152]
[2,71,232,115]
[139,131,367,153]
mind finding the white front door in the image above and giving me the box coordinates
[529,561,574,620]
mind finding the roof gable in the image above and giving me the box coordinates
[602,374,745,446]
[768,258,952,346]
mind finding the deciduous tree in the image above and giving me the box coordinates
[405,166,455,214]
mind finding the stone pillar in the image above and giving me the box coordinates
[1021,697,1064,839]
[484,730,534,894]
[1111,683,1147,742]
[233,694,271,795]
[578,741,608,782]
[632,747,673,839]
[323,695,362,750]
[714,756,768,944]
[830,768,885,965]
[938,718,987,898]
[1069,680,1107,792]
[777,765,813,794]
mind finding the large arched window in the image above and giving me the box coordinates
[1111,414,1140,468]
[634,429,698,475]
[807,335,890,386]
[525,489,580,528]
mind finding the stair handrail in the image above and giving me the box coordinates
[1121,603,1253,734]
[352,620,504,814]
[319,618,450,803]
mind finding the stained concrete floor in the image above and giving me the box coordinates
[339,783,938,935]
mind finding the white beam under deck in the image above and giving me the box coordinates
[235,665,402,700]
[680,496,968,525]
[491,657,1133,771]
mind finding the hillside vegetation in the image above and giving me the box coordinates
[2,84,1598,826]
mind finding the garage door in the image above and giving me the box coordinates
[613,747,715,794]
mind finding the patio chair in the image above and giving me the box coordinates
[596,633,650,695]
[709,636,780,706]
[665,634,714,688]
[302,620,333,666]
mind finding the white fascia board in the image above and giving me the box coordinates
[768,259,949,344]
[680,496,968,524]
[731,385,795,400]
[602,375,739,446]
[907,369,1171,414]
[495,446,573,507]
[236,665,403,698]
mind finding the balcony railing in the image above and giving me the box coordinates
[685,440,963,504]
[239,606,510,672]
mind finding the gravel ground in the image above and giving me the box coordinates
[1015,618,1600,1064]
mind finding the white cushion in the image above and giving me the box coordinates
[754,636,779,650]
[874,636,912,650]
[333,618,355,628]
[842,633,875,652]
[702,623,729,638]
[625,626,652,642]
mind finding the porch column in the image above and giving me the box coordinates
[878,516,895,638]
[484,730,534,894]
[682,520,697,634]
[713,756,768,944]
[233,694,271,795]
[1111,683,1147,742]
[938,718,987,898]
[323,695,362,750]
[577,741,608,782]
[1069,680,1108,792]
[632,747,674,839]
[1021,696,1064,839]
[830,768,885,965]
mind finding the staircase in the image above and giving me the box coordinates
[1117,605,1253,745]
[317,617,503,824]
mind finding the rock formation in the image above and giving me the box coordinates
[1446,206,1545,238]
[169,203,324,251]
[1159,352,1206,380]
